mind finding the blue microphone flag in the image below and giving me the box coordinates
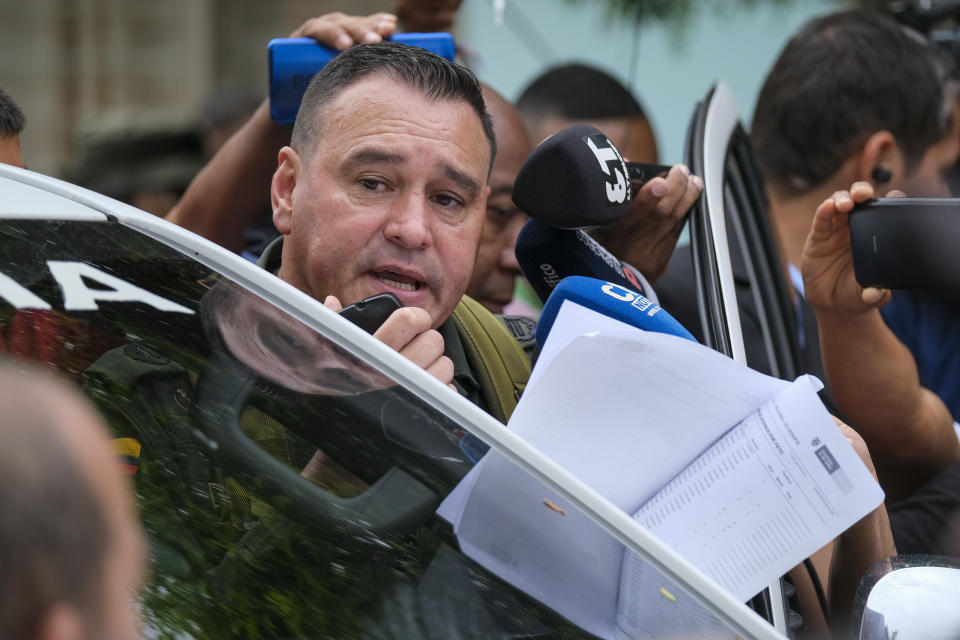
[536,276,696,349]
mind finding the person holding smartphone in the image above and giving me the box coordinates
[803,181,960,556]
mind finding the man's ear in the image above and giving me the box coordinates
[272,146,301,235]
[857,131,905,189]
[30,604,85,640]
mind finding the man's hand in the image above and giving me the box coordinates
[304,293,452,491]
[802,183,958,499]
[290,12,397,48]
[324,296,454,389]
[833,415,880,480]
[801,181,900,314]
[589,164,703,283]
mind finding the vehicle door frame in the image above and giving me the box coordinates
[0,164,787,640]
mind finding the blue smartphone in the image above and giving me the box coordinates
[268,33,456,124]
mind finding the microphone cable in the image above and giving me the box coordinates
[803,556,830,626]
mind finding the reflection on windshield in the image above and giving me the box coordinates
[0,220,748,640]
[201,280,390,396]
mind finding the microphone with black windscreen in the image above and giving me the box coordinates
[512,124,671,303]
[512,123,671,229]
[515,220,650,303]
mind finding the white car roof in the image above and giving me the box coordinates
[0,170,107,220]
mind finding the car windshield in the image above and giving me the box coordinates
[0,217,752,639]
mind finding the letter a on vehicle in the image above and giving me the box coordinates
[0,270,52,309]
[46,261,194,314]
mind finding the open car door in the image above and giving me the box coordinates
[0,165,786,639]
[684,83,807,637]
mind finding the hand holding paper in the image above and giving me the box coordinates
[437,300,885,639]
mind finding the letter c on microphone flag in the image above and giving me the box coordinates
[536,276,697,348]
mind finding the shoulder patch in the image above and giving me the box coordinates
[498,315,538,343]
[123,343,170,365]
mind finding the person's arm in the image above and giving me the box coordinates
[789,418,896,638]
[825,419,896,636]
[165,12,398,252]
[589,165,703,283]
[801,181,959,499]
[828,506,895,635]
[166,101,285,251]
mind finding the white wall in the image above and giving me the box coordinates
[457,0,837,164]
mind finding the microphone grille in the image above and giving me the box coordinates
[512,124,632,229]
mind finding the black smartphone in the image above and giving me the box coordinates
[339,293,403,334]
[626,162,672,186]
[850,197,960,298]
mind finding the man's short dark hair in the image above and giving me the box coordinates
[0,369,109,639]
[291,42,496,170]
[0,88,25,138]
[751,10,957,194]
[515,63,649,123]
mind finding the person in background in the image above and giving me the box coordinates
[0,365,147,640]
[516,63,693,284]
[516,63,659,166]
[659,9,960,393]
[0,87,26,169]
[68,121,205,217]
[393,0,462,32]
[468,85,533,315]
[748,11,960,500]
[654,15,958,614]
[196,88,273,258]
[802,181,960,555]
[197,88,263,160]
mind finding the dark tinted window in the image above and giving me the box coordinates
[0,220,573,638]
[0,218,743,639]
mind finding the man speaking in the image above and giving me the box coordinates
[169,14,702,417]
[252,33,703,416]
[264,42,495,393]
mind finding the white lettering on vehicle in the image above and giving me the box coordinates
[0,271,52,310]
[0,261,194,314]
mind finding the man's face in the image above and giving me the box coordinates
[274,75,491,329]
[897,102,960,198]
[467,97,533,313]
[0,134,25,168]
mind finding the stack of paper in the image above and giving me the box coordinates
[437,300,884,639]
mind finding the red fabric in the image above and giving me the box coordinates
[0,310,120,381]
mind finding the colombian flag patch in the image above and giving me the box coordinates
[112,437,142,475]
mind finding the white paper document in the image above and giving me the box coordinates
[437,301,885,639]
